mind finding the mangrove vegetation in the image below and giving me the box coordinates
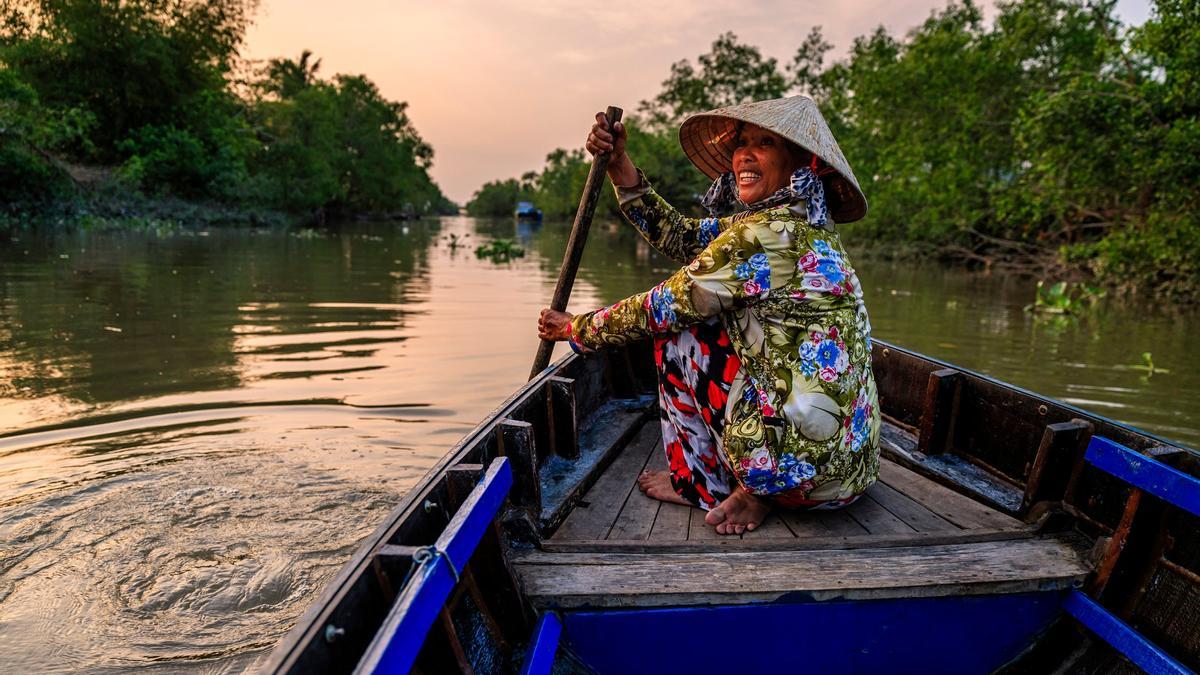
[1,0,455,229]
[468,0,1200,300]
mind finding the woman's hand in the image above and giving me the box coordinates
[538,308,574,342]
[586,112,639,188]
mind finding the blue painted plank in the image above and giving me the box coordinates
[356,458,513,674]
[437,459,514,572]
[520,613,562,675]
[1086,436,1200,518]
[563,593,1065,674]
[1063,591,1192,675]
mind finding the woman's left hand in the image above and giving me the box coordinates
[538,309,573,341]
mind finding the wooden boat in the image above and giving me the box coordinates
[261,340,1200,674]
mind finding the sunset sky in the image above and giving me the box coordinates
[242,0,1154,205]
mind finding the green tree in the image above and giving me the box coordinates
[249,54,451,216]
[0,0,253,160]
[0,66,94,205]
[466,178,526,217]
[640,32,789,127]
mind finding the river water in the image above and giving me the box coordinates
[1,216,1196,672]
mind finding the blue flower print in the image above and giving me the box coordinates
[799,342,818,377]
[628,206,650,233]
[698,217,720,246]
[799,341,817,361]
[817,260,845,284]
[813,240,834,257]
[747,253,771,289]
[795,460,816,480]
[850,407,869,452]
[743,468,777,493]
[815,339,842,369]
[648,283,676,329]
[777,454,817,481]
[735,262,752,280]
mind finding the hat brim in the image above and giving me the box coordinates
[679,109,868,223]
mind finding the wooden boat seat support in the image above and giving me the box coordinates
[354,458,513,674]
[1060,436,1200,672]
[918,367,961,456]
[1020,419,1094,516]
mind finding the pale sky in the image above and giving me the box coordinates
[243,0,1154,205]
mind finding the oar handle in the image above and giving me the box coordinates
[530,105,623,380]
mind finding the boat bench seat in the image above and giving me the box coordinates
[512,533,1092,609]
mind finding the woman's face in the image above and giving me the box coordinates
[732,124,799,204]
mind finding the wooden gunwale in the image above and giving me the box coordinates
[872,339,1195,522]
[261,352,589,673]
[873,339,1191,457]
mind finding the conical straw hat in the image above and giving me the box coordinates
[679,95,868,223]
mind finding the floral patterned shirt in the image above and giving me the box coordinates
[569,175,881,500]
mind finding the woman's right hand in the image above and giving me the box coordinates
[586,112,626,159]
[587,112,639,188]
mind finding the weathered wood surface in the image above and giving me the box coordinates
[553,421,658,540]
[878,460,1019,530]
[514,534,1091,608]
[550,420,1025,546]
[542,528,1036,554]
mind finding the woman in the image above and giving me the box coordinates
[537,96,880,535]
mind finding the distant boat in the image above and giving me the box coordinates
[262,341,1199,674]
[515,201,543,221]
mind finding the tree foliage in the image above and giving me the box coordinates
[639,32,788,127]
[1,0,455,219]
[474,1,1200,299]
[250,56,449,215]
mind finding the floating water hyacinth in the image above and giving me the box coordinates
[474,238,525,262]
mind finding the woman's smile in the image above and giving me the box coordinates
[733,125,798,204]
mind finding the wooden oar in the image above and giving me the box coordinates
[530,105,623,380]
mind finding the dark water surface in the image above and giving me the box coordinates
[1,217,1196,672]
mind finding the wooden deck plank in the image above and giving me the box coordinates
[552,421,659,541]
[879,460,1020,530]
[606,429,663,541]
[649,502,690,540]
[514,534,1091,608]
[688,508,720,540]
[541,528,1034,553]
[848,495,918,535]
[868,481,958,533]
[776,510,836,538]
[818,509,870,536]
[751,512,796,538]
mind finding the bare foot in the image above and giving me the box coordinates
[705,487,770,535]
[637,470,690,506]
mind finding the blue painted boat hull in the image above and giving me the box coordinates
[560,593,1065,675]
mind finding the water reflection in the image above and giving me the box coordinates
[0,215,1196,672]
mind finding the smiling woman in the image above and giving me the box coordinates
[730,125,802,204]
[537,95,877,536]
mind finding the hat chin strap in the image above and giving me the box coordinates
[702,167,830,227]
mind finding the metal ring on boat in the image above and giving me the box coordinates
[404,545,460,587]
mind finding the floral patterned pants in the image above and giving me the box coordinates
[654,318,860,512]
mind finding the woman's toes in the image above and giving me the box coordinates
[705,505,728,526]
